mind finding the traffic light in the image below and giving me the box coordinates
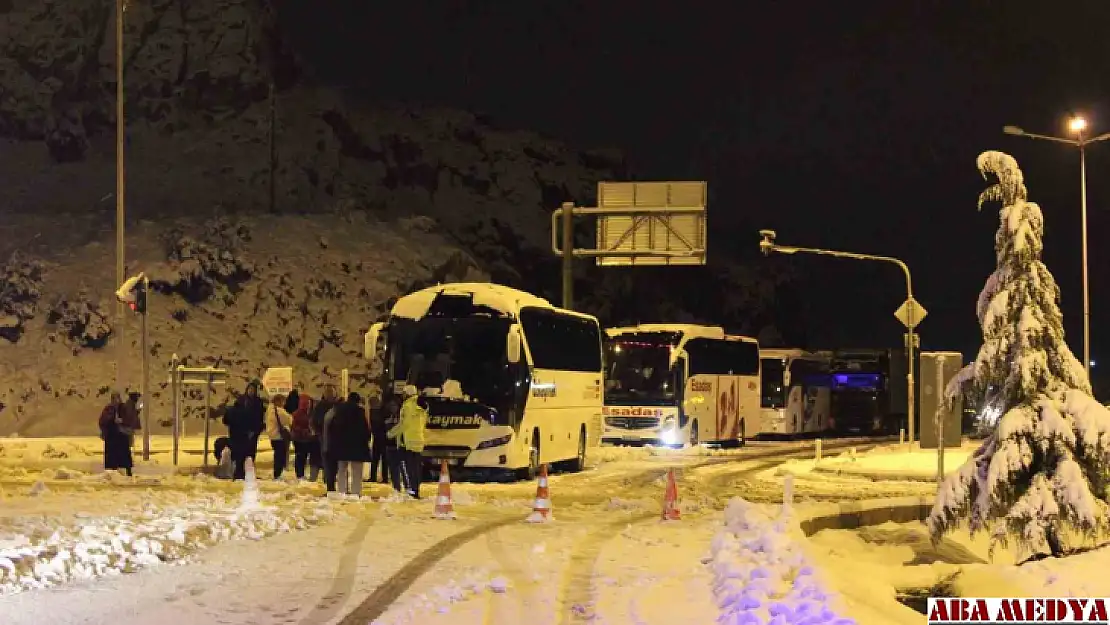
[116,273,147,315]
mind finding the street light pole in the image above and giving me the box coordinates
[115,0,127,392]
[1003,119,1110,382]
[759,232,919,444]
[1080,140,1090,383]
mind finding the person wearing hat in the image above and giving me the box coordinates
[389,385,428,498]
[223,379,265,480]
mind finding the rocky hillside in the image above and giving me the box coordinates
[0,0,626,436]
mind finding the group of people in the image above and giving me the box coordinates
[219,380,430,498]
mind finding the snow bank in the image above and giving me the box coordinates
[709,498,856,624]
[0,490,342,594]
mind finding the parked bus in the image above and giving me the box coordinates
[758,348,833,436]
[363,283,604,480]
[602,324,760,448]
[829,348,909,434]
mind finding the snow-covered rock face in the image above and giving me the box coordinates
[0,0,622,435]
[0,0,622,250]
[0,214,488,436]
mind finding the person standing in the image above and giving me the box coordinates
[313,385,340,492]
[99,392,136,476]
[264,394,294,479]
[389,385,428,499]
[290,392,319,480]
[329,392,371,496]
[368,390,390,484]
[382,396,403,492]
[224,380,264,480]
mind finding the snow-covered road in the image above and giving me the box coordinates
[0,438,909,624]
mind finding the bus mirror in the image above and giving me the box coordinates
[506,324,522,364]
[364,322,384,360]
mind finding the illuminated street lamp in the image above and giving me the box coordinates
[1004,117,1110,382]
[758,230,920,445]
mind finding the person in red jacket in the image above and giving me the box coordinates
[290,393,320,480]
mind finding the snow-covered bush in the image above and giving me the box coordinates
[153,219,255,304]
[0,253,45,343]
[46,294,112,350]
[928,151,1110,558]
[709,498,855,624]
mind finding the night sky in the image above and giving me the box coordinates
[280,1,1110,369]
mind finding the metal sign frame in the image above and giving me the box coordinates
[167,364,229,468]
[551,181,708,265]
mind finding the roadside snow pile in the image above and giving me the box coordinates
[0,491,342,594]
[709,498,856,624]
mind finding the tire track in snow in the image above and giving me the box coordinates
[336,515,518,625]
[482,526,536,625]
[555,440,881,624]
[297,512,376,625]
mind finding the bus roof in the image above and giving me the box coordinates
[760,348,831,361]
[606,324,725,339]
[606,324,758,345]
[390,282,596,322]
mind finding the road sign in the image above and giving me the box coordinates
[594,181,707,266]
[262,366,293,396]
[895,298,927,328]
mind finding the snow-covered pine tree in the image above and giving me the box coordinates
[927,150,1110,558]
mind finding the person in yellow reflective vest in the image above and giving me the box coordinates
[389,385,428,498]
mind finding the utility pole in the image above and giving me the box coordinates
[561,202,574,310]
[115,0,127,391]
[268,79,277,213]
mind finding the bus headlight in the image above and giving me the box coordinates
[476,434,512,450]
[660,417,678,445]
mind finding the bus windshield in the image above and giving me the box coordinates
[604,339,678,405]
[388,316,514,411]
[760,358,786,408]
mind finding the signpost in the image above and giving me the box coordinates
[166,364,228,467]
[262,366,293,397]
[552,181,707,309]
[894,297,927,449]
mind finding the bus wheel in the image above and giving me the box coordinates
[568,426,586,472]
[517,429,540,481]
[688,421,699,447]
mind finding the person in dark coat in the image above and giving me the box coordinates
[313,384,340,491]
[368,391,391,484]
[328,392,371,496]
[224,380,265,480]
[99,391,138,476]
[382,395,403,492]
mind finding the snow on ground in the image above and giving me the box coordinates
[775,441,978,482]
[0,436,939,624]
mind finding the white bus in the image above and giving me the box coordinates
[363,283,603,480]
[602,324,760,448]
[759,348,833,436]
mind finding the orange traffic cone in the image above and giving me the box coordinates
[526,463,554,523]
[433,460,457,520]
[661,468,681,521]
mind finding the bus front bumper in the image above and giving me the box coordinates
[602,426,683,447]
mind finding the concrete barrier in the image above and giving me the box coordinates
[796,496,935,536]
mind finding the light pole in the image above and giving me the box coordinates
[759,230,920,444]
[115,0,127,391]
[1004,118,1110,382]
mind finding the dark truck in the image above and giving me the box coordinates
[829,348,916,435]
